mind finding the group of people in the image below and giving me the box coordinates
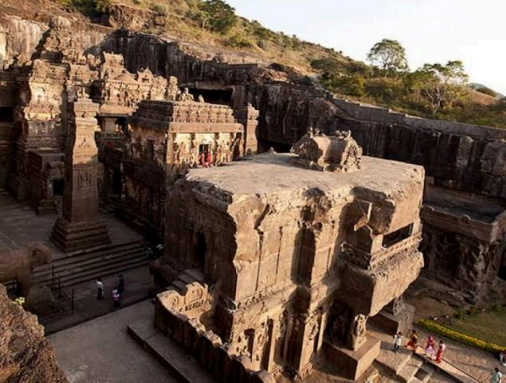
[96,274,125,308]
[198,151,213,167]
[393,330,446,363]
[394,330,504,383]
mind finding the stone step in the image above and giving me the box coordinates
[376,341,413,375]
[398,357,424,383]
[34,245,146,282]
[184,268,204,282]
[32,241,150,288]
[43,254,149,288]
[128,317,218,383]
[33,242,147,279]
[172,280,188,294]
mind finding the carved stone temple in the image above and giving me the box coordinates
[153,132,425,381]
[51,95,110,251]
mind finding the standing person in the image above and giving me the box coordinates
[96,278,104,300]
[117,274,125,295]
[500,350,506,366]
[436,340,446,363]
[393,332,403,353]
[146,246,154,260]
[205,151,212,167]
[490,367,503,383]
[425,335,436,360]
[112,287,121,308]
[406,329,418,350]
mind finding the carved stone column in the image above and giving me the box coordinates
[234,103,259,155]
[51,95,110,251]
[369,295,415,335]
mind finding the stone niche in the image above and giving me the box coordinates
[154,133,425,382]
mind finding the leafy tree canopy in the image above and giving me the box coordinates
[367,39,408,75]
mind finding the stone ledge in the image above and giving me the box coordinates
[128,317,218,383]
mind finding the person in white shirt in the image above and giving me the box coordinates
[96,278,104,300]
[491,368,503,383]
[393,332,403,353]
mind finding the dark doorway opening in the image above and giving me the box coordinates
[189,88,233,105]
[53,179,64,196]
[0,107,14,123]
[257,139,292,154]
[498,266,506,281]
[113,170,122,195]
[194,232,207,270]
[383,224,413,248]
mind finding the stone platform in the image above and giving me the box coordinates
[324,337,381,381]
[128,316,218,383]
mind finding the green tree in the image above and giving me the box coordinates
[195,0,237,34]
[411,61,469,114]
[367,39,408,76]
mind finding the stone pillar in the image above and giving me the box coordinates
[369,295,415,335]
[51,95,110,251]
[234,103,259,155]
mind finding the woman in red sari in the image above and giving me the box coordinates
[436,340,446,363]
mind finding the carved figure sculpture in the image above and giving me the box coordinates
[349,314,367,351]
[0,243,52,297]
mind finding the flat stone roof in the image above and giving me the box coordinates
[184,153,424,198]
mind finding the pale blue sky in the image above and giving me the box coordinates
[226,0,506,94]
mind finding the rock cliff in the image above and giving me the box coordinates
[0,284,67,383]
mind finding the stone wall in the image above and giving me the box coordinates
[0,284,67,383]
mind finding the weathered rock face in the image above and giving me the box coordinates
[0,284,67,383]
[155,149,425,380]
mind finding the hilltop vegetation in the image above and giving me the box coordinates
[54,0,506,128]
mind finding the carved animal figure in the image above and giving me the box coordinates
[0,243,52,297]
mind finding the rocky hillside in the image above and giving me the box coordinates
[0,285,67,383]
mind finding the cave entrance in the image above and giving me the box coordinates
[194,232,207,270]
[382,224,413,248]
[52,179,64,196]
[257,139,292,154]
[498,266,506,282]
[112,169,122,195]
[189,88,233,105]
[0,107,14,123]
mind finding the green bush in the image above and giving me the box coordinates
[417,319,504,354]
[225,34,253,49]
[150,3,168,16]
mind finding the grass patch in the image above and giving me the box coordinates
[445,309,506,348]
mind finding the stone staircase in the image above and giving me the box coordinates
[31,240,150,288]
[170,268,205,294]
[55,197,63,215]
[376,342,437,383]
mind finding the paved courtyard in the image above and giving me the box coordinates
[49,301,178,383]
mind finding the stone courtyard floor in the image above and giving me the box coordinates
[48,301,179,383]
[0,190,142,255]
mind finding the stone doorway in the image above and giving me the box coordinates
[498,266,506,281]
[112,169,122,196]
[194,232,207,270]
[52,179,64,197]
[0,107,14,122]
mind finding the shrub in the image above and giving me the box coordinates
[417,319,504,354]
[475,86,497,97]
[150,3,168,16]
[225,34,253,49]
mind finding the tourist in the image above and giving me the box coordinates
[436,340,446,363]
[406,329,418,350]
[205,151,212,167]
[112,287,121,308]
[96,278,104,300]
[490,367,503,383]
[199,152,205,167]
[425,335,436,360]
[146,246,154,260]
[393,332,403,353]
[117,274,125,295]
[500,350,506,367]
